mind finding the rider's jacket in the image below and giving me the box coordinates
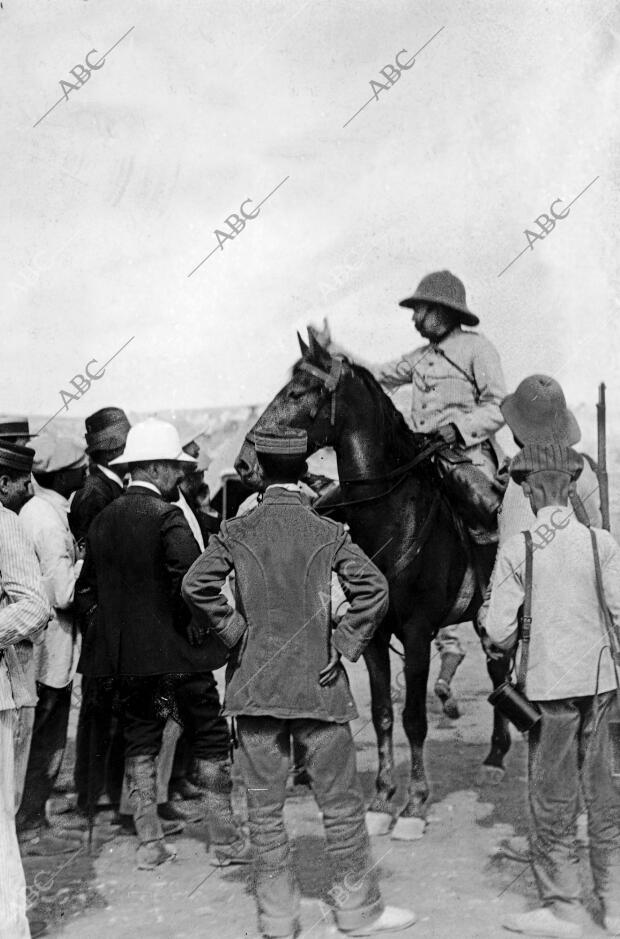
[370,327,506,468]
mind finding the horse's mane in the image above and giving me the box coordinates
[292,353,424,464]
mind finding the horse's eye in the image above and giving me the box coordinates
[288,389,305,400]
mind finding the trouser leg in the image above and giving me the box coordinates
[579,691,620,919]
[13,706,35,813]
[296,719,384,932]
[0,710,30,939]
[528,698,583,921]
[155,718,182,804]
[16,683,72,832]
[119,678,168,846]
[236,716,299,938]
[176,672,230,761]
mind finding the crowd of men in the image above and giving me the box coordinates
[0,269,619,939]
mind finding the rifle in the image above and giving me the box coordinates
[597,382,610,531]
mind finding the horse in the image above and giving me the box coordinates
[234,329,512,839]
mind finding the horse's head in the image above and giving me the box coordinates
[235,328,346,490]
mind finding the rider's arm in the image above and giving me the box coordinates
[327,339,415,393]
[451,335,506,447]
[330,533,389,661]
[483,535,524,651]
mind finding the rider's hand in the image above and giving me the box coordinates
[436,423,459,445]
[308,317,331,349]
[319,641,342,686]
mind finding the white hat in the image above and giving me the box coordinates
[110,418,197,465]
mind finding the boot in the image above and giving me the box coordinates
[190,758,244,846]
[434,651,464,719]
[125,755,176,870]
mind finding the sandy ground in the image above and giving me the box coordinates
[25,632,619,939]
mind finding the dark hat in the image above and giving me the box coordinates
[510,444,583,483]
[0,415,37,440]
[85,407,131,454]
[0,442,35,473]
[501,375,581,447]
[255,427,308,456]
[398,270,479,327]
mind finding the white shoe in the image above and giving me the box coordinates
[503,908,583,938]
[605,915,620,936]
[343,905,417,935]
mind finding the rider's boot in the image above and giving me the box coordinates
[434,651,465,719]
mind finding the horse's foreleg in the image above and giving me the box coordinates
[362,637,396,826]
[394,632,431,838]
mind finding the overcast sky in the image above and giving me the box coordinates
[2,0,619,427]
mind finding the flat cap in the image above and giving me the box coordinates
[255,427,308,456]
[33,435,87,474]
[510,444,583,483]
[0,442,35,473]
[0,415,37,440]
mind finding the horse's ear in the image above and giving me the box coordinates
[297,331,310,358]
[307,326,327,362]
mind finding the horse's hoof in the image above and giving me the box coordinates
[365,811,393,836]
[391,816,426,841]
[475,764,505,786]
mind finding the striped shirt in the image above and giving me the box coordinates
[368,327,506,448]
[0,506,50,710]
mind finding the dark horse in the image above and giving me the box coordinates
[235,330,512,838]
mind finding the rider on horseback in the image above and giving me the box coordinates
[313,269,507,716]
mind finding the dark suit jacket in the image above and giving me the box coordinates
[76,484,211,677]
[69,466,123,544]
[182,487,389,722]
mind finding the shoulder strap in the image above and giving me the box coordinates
[433,346,481,400]
[569,491,590,527]
[589,528,620,668]
[517,530,533,693]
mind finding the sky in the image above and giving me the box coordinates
[2,0,620,431]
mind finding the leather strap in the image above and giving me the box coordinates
[570,491,590,526]
[516,530,533,694]
[432,346,481,402]
[589,528,620,673]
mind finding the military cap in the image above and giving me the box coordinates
[85,407,131,454]
[255,427,308,455]
[33,434,87,474]
[0,442,35,473]
[0,415,37,440]
[510,444,583,483]
[501,375,580,446]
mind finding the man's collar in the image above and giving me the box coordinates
[265,483,301,493]
[128,480,162,497]
[95,463,124,489]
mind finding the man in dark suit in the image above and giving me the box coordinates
[70,407,130,816]
[76,418,242,870]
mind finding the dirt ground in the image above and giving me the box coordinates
[26,632,619,939]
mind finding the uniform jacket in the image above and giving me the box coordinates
[76,484,209,677]
[181,487,389,722]
[369,327,506,450]
[69,465,123,545]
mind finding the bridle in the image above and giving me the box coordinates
[297,355,344,426]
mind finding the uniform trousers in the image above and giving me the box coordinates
[13,706,35,812]
[16,683,72,833]
[74,676,125,812]
[0,709,30,938]
[528,691,620,921]
[237,716,384,938]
